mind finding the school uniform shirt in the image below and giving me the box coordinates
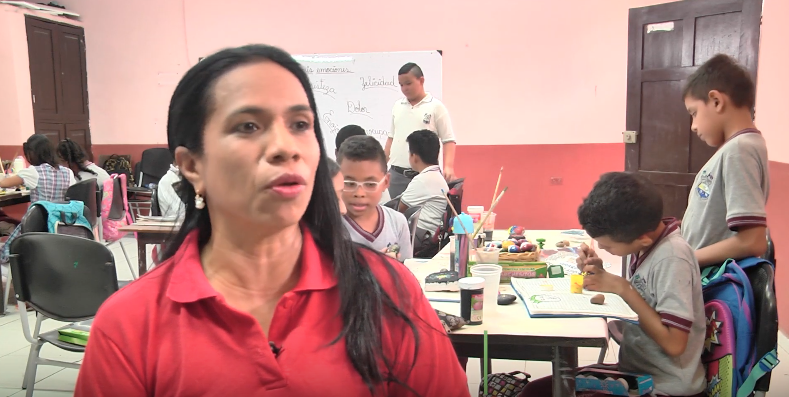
[682,129,769,250]
[343,206,413,261]
[388,93,455,169]
[400,165,448,233]
[16,164,76,192]
[157,165,184,220]
[77,162,111,187]
[75,226,469,397]
[618,218,706,396]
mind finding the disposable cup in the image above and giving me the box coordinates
[470,264,503,314]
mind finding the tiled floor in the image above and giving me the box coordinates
[0,237,787,396]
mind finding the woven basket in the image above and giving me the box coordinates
[499,249,540,262]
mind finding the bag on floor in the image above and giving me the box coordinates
[480,371,530,397]
[101,174,132,242]
[701,257,778,397]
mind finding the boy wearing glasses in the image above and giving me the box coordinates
[338,136,413,261]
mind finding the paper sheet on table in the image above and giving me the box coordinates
[510,278,638,323]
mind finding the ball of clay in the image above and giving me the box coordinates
[508,245,520,253]
[556,241,566,248]
[562,240,571,247]
[590,294,606,305]
[519,242,531,252]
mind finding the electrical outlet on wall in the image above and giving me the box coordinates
[550,177,563,185]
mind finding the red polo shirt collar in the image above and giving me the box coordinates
[166,225,337,304]
[629,217,680,277]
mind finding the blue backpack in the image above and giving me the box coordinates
[701,257,778,397]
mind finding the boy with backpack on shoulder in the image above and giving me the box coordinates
[680,54,778,397]
[680,53,769,267]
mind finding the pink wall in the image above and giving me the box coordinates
[755,0,789,163]
[0,5,82,146]
[56,0,679,146]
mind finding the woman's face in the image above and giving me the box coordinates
[177,61,321,229]
[332,172,347,215]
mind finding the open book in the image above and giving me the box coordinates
[510,277,639,323]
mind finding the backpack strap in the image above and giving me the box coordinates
[701,258,734,287]
[736,348,780,397]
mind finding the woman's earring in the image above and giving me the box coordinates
[194,193,205,210]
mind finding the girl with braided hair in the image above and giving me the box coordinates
[57,139,110,186]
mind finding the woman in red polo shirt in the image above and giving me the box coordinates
[75,45,470,397]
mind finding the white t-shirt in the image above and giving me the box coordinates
[77,162,111,187]
[157,165,184,220]
[17,166,76,189]
[400,165,448,233]
[388,93,455,169]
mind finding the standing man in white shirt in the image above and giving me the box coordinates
[385,63,456,198]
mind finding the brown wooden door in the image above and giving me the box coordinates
[25,16,92,156]
[625,0,761,219]
[26,21,60,118]
[35,122,65,146]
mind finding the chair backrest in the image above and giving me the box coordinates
[446,178,465,214]
[405,206,422,250]
[9,232,118,321]
[108,176,126,220]
[744,263,778,393]
[20,205,48,234]
[764,229,776,266]
[65,179,98,227]
[150,187,162,217]
[383,197,400,210]
[138,148,173,187]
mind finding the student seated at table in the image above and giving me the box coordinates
[334,124,366,158]
[57,138,111,186]
[522,172,706,397]
[156,162,185,220]
[338,135,413,261]
[0,135,76,267]
[398,129,448,244]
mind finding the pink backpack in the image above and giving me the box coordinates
[101,174,133,242]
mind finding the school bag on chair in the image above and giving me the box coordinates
[101,174,133,242]
[701,257,778,397]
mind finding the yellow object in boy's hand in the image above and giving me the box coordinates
[570,274,584,294]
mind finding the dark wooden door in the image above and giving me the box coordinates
[25,16,92,156]
[625,0,761,219]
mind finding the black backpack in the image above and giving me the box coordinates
[102,155,134,186]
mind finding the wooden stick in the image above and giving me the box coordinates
[473,187,508,237]
[441,189,470,235]
[489,167,503,212]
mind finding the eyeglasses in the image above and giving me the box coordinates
[343,176,387,193]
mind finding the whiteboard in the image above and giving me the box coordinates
[293,51,443,159]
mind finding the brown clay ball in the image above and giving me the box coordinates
[590,294,606,305]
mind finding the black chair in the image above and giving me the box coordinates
[744,263,778,396]
[403,206,422,250]
[65,179,98,229]
[383,196,400,210]
[150,187,161,217]
[9,233,118,397]
[137,148,173,188]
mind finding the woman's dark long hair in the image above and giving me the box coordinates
[161,45,420,395]
[57,138,96,180]
[23,134,60,168]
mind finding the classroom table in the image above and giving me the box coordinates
[0,191,31,208]
[407,230,621,397]
[118,222,177,277]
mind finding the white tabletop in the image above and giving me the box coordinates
[407,230,620,341]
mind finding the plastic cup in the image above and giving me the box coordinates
[470,264,503,314]
[475,248,500,265]
[482,211,497,241]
